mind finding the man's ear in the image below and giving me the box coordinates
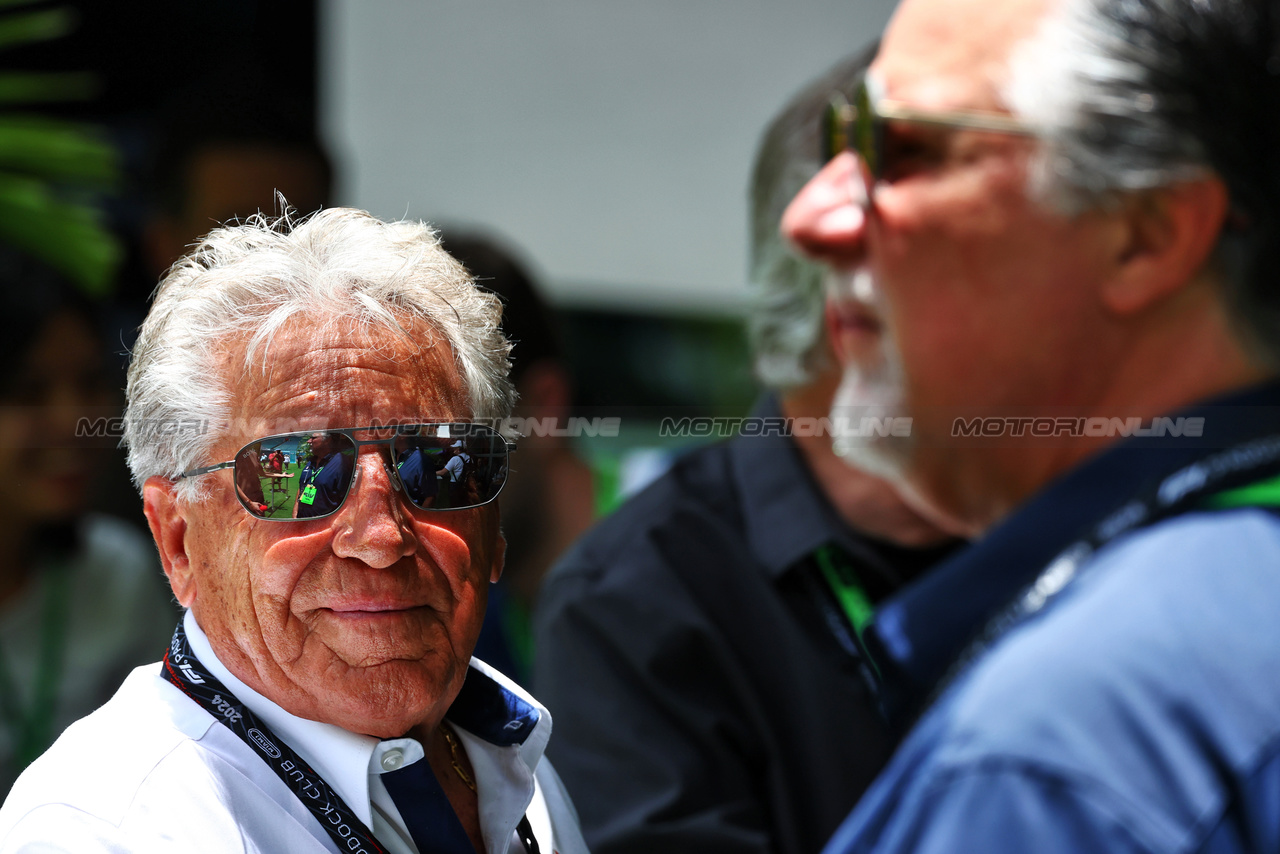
[1102,175,1230,315]
[143,476,196,607]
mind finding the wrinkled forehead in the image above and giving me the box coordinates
[212,314,469,447]
[873,0,1054,110]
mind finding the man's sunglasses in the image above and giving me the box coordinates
[821,73,1036,193]
[179,423,513,520]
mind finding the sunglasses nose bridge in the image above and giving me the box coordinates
[329,461,417,568]
[333,447,415,531]
[349,442,404,498]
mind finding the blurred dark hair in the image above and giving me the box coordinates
[150,80,332,218]
[0,245,100,395]
[438,231,563,388]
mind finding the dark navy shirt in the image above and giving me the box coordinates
[826,380,1280,854]
[534,395,956,854]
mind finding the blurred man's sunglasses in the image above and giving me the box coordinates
[821,73,1036,196]
[179,422,513,520]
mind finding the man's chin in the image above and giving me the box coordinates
[829,357,913,483]
[297,658,455,736]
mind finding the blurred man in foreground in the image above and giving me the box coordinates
[0,208,586,853]
[533,48,960,854]
[782,0,1280,850]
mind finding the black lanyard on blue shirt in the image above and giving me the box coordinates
[937,433,1280,705]
[160,623,541,854]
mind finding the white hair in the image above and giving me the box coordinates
[125,206,515,501]
[748,47,875,391]
[1005,0,1280,365]
[1006,0,1210,215]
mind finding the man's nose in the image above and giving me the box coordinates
[780,151,868,267]
[331,449,416,568]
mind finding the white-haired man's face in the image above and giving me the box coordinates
[144,315,505,738]
[783,0,1132,531]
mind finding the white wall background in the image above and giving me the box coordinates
[320,1,895,314]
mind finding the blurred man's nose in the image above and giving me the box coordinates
[780,151,868,267]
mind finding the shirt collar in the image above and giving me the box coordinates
[732,394,867,577]
[182,610,552,837]
[866,378,1280,725]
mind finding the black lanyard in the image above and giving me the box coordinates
[939,433,1280,702]
[161,623,544,854]
[161,624,390,854]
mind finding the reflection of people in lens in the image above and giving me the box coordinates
[395,445,437,508]
[294,433,347,519]
[235,447,270,516]
[435,440,471,508]
[435,441,465,482]
[298,438,316,488]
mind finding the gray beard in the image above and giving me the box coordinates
[825,271,913,482]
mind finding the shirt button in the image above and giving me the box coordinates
[381,749,404,771]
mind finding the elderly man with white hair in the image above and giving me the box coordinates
[781,0,1280,850]
[0,208,587,854]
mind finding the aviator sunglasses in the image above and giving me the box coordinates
[821,73,1036,197]
[179,422,513,520]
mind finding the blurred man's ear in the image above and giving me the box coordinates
[143,476,196,607]
[1102,176,1229,315]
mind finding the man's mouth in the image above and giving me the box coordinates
[324,599,426,617]
[825,267,889,362]
[830,301,883,335]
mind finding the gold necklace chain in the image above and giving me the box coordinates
[441,724,476,792]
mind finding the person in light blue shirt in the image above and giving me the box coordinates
[780,0,1280,849]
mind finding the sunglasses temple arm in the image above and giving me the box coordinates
[178,460,236,479]
[877,99,1037,135]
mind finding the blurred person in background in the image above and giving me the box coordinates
[440,232,597,687]
[94,83,336,536]
[0,247,177,796]
[142,85,332,281]
[780,0,1280,849]
[532,48,962,854]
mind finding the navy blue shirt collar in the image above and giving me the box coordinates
[731,394,878,579]
[447,665,540,747]
[866,379,1280,726]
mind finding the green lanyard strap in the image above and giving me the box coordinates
[813,544,876,639]
[1201,472,1280,509]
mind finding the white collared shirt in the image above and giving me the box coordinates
[0,611,586,854]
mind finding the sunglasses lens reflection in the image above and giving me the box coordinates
[822,96,849,164]
[820,79,882,188]
[853,79,878,179]
[234,433,356,520]
[393,425,508,511]
[232,425,508,519]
